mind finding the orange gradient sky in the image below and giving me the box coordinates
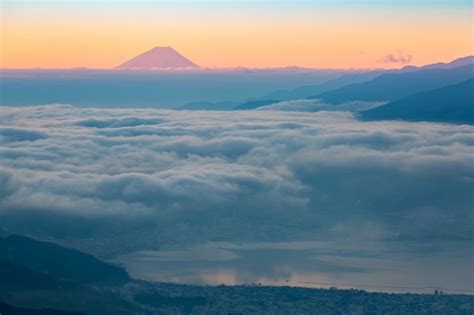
[1,1,473,69]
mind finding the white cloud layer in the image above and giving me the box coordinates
[257,99,384,112]
[0,105,473,246]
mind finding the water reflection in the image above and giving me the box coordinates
[112,241,474,294]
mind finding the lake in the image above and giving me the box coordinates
[112,240,474,294]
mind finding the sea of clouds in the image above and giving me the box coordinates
[257,99,384,112]
[0,105,473,249]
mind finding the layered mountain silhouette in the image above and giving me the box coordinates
[117,46,199,69]
[253,56,473,104]
[311,64,474,104]
[261,71,384,101]
[359,79,474,124]
[417,55,474,70]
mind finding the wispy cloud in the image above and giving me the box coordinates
[378,52,413,64]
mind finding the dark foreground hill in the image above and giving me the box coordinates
[312,65,474,104]
[0,235,138,314]
[0,260,62,291]
[359,79,474,124]
[0,301,84,315]
[0,235,129,284]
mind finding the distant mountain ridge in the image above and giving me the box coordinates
[311,64,474,104]
[359,79,474,125]
[236,56,474,107]
[117,46,199,69]
[412,55,474,70]
[259,71,384,101]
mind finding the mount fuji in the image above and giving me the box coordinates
[117,46,199,70]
